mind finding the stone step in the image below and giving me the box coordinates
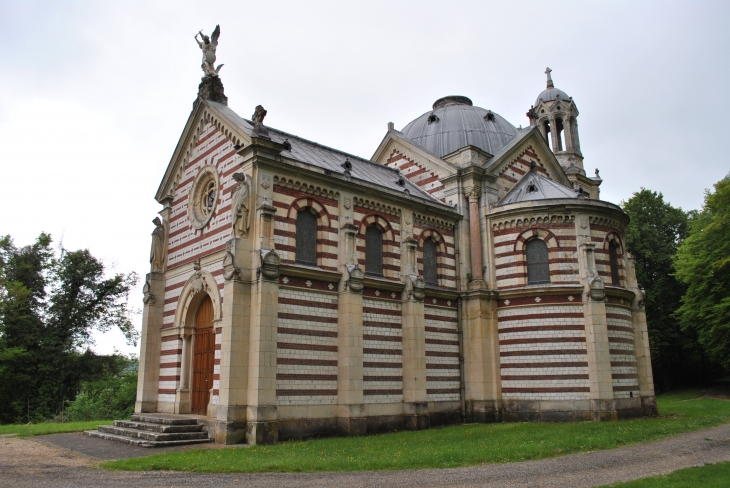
[130,414,199,426]
[114,420,205,433]
[84,430,212,448]
[97,425,209,442]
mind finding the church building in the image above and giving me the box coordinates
[135,40,656,445]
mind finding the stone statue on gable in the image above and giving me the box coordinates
[195,25,224,77]
[231,173,252,238]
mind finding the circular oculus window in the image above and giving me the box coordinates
[188,165,220,229]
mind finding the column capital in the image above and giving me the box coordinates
[464,186,481,203]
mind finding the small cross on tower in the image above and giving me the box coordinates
[545,67,554,88]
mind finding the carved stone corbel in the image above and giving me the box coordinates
[222,239,241,281]
[586,275,605,301]
[405,274,425,302]
[142,278,155,304]
[258,249,281,281]
[345,264,364,293]
[638,287,646,308]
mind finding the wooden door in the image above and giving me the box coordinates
[191,296,215,416]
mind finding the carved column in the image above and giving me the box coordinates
[576,217,616,420]
[136,272,165,413]
[466,187,484,285]
[215,237,253,444]
[246,201,280,445]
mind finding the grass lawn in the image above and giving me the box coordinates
[0,420,113,437]
[102,390,730,473]
[599,461,730,487]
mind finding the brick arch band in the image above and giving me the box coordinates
[357,213,398,278]
[513,228,560,252]
[286,196,332,229]
[175,269,222,336]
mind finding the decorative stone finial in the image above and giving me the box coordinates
[545,67,554,88]
[252,105,270,138]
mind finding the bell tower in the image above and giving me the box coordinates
[527,68,583,171]
[527,68,601,198]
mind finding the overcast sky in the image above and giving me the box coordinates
[1,0,728,356]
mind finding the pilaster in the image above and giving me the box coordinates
[461,289,501,422]
[402,274,428,430]
[337,263,366,436]
[135,272,165,413]
[215,237,253,443]
[576,215,616,420]
[625,253,657,415]
[245,200,280,445]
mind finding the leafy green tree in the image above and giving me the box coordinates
[675,176,730,371]
[621,190,710,390]
[0,234,138,423]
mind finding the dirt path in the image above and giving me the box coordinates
[1,423,729,488]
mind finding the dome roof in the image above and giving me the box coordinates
[534,87,570,106]
[401,96,518,158]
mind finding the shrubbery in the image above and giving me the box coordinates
[63,358,138,422]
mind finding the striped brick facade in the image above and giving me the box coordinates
[493,220,579,289]
[606,304,640,399]
[498,296,590,401]
[273,181,340,272]
[494,147,549,198]
[424,299,460,402]
[385,149,446,201]
[276,280,339,405]
[362,293,404,403]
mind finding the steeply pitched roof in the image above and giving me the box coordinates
[208,101,441,203]
[498,164,581,206]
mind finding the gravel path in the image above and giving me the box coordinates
[1,423,729,488]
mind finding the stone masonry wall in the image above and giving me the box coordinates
[424,298,460,402]
[362,291,403,404]
[606,303,640,399]
[276,277,339,406]
[497,294,590,401]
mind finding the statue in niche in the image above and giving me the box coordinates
[150,217,165,272]
[231,173,252,238]
[194,25,223,77]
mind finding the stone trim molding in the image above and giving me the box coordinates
[513,227,560,252]
[492,214,575,231]
[174,266,222,334]
[413,212,455,231]
[273,175,339,201]
[353,197,401,217]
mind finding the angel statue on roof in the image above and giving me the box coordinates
[195,25,224,77]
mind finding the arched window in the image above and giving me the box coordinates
[543,120,552,150]
[365,225,383,276]
[295,209,317,266]
[609,242,621,286]
[526,239,550,285]
[423,238,438,286]
[555,117,565,151]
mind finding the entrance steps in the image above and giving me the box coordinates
[84,414,213,448]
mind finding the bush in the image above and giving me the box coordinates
[65,365,137,421]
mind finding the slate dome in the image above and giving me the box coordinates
[401,96,518,158]
[534,87,571,106]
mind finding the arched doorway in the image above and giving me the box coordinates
[191,295,215,415]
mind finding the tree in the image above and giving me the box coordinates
[621,190,710,390]
[0,234,138,423]
[675,176,730,371]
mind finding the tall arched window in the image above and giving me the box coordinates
[609,242,621,286]
[526,239,550,285]
[295,209,317,266]
[423,238,438,286]
[365,225,383,276]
